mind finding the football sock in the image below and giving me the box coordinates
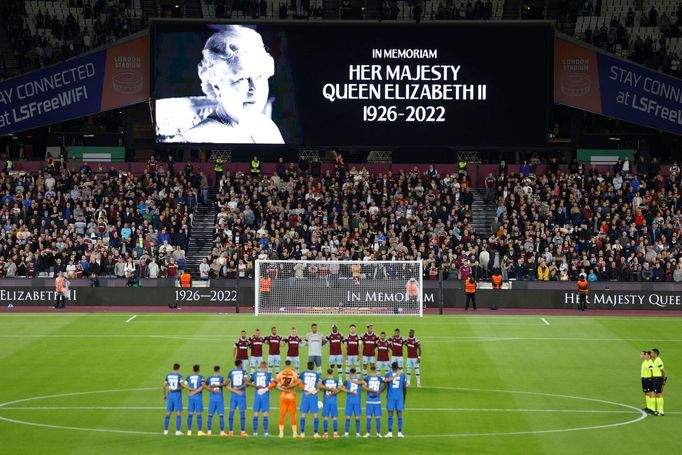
[345,418,350,433]
[196,415,202,431]
[376,418,381,433]
[323,420,329,433]
[388,414,393,431]
[228,412,234,431]
[366,418,371,433]
[164,415,170,431]
[333,420,338,432]
[253,416,259,433]
[219,416,225,431]
[300,417,305,432]
[313,417,319,433]
[355,419,360,433]
[207,416,213,431]
[656,397,664,414]
[263,416,269,432]
[646,396,655,410]
[397,414,403,431]
[175,415,181,431]
[187,414,193,430]
[240,411,246,431]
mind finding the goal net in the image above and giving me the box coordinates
[255,260,423,316]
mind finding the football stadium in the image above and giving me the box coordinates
[0,1,681,454]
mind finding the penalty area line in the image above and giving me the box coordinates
[125,315,137,324]
[542,318,550,326]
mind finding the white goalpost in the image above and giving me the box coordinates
[255,260,423,316]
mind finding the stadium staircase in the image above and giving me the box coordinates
[185,188,217,278]
[471,189,498,239]
[185,0,204,18]
[0,26,19,79]
[502,0,521,20]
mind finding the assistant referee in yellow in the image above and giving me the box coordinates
[650,348,666,416]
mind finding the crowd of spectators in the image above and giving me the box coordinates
[576,2,682,77]
[202,156,682,284]
[0,0,136,75]
[0,154,198,282]
[433,0,494,21]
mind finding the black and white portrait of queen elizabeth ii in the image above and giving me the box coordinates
[169,25,284,144]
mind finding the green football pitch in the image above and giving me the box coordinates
[0,312,679,454]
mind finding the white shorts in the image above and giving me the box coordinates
[362,356,375,365]
[329,355,343,366]
[250,356,263,368]
[346,355,359,366]
[286,356,300,370]
[406,358,419,369]
[376,361,390,371]
[268,355,281,367]
[393,357,404,368]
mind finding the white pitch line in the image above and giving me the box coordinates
[0,406,637,414]
[542,318,550,326]
[125,315,137,324]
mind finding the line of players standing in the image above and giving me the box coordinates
[162,323,421,438]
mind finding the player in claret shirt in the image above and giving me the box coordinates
[375,332,391,376]
[249,328,265,375]
[326,324,345,382]
[265,326,283,375]
[361,324,378,376]
[344,324,360,378]
[284,327,302,373]
[233,330,250,364]
[391,328,405,369]
[405,329,421,387]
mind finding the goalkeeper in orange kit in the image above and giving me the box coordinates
[267,359,301,438]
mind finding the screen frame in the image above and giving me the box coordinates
[150,19,554,150]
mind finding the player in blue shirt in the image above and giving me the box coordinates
[185,364,205,436]
[250,361,272,437]
[320,369,342,438]
[298,361,321,438]
[384,361,407,438]
[205,365,227,436]
[163,363,187,435]
[343,367,363,437]
[227,359,250,437]
[362,365,385,438]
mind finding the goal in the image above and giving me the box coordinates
[255,260,423,316]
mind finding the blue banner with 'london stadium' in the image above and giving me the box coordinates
[0,50,106,134]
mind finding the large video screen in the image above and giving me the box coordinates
[153,21,552,147]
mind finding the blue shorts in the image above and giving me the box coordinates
[329,355,343,366]
[188,396,204,413]
[346,355,359,366]
[309,355,322,367]
[166,394,182,412]
[387,397,404,412]
[300,394,319,414]
[322,401,338,418]
[253,393,270,413]
[345,400,361,417]
[208,398,225,415]
[286,356,300,370]
[230,394,246,411]
[365,402,382,417]
[268,355,281,368]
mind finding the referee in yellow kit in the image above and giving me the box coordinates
[640,351,655,414]
[650,348,666,416]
